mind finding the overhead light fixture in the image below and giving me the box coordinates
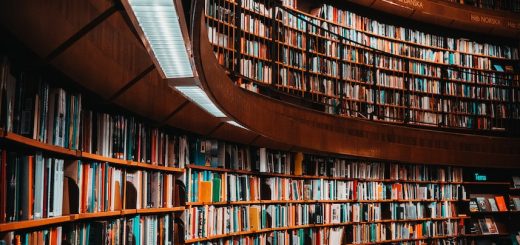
[227,120,248,130]
[127,0,193,78]
[175,86,226,117]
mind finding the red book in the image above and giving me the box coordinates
[495,196,508,211]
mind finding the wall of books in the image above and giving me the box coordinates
[184,142,520,244]
[0,56,186,244]
[1,51,520,244]
[205,0,520,132]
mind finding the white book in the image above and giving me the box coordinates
[259,148,267,172]
[33,154,45,219]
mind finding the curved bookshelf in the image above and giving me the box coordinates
[205,0,520,132]
[192,0,520,167]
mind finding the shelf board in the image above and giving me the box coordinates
[186,165,464,185]
[4,132,78,157]
[0,215,74,233]
[2,132,184,173]
[0,207,186,232]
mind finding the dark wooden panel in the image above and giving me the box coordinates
[113,69,188,122]
[348,0,520,38]
[166,103,223,136]
[192,2,520,168]
[0,0,112,57]
[210,123,259,145]
[50,12,153,99]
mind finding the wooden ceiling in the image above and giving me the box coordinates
[0,0,274,146]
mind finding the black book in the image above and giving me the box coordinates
[313,203,323,224]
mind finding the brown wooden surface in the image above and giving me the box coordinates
[192,0,520,168]
[0,0,112,57]
[50,12,153,99]
[112,68,188,122]
[350,0,520,38]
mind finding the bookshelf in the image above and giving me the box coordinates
[184,146,474,244]
[205,0,520,132]
[0,56,187,244]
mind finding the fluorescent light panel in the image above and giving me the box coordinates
[175,86,226,117]
[227,120,248,130]
[128,0,193,78]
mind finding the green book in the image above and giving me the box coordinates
[212,176,221,202]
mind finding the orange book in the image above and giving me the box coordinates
[294,152,303,175]
[198,181,212,203]
[495,196,508,211]
[249,206,261,231]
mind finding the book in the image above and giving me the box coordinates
[476,197,489,212]
[469,199,479,212]
[478,218,490,234]
[513,197,520,211]
[495,196,508,211]
[513,176,520,188]
[485,217,499,234]
[488,198,498,212]
[198,181,212,203]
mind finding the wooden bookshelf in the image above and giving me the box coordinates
[2,132,185,173]
[204,0,520,133]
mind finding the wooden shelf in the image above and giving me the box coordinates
[187,199,465,206]
[2,132,184,174]
[4,132,79,157]
[0,207,186,232]
[186,164,465,185]
[186,220,462,244]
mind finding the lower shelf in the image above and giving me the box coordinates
[0,207,185,233]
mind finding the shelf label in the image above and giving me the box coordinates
[470,14,501,26]
[396,0,424,8]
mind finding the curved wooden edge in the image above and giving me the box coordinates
[191,0,520,168]
[346,0,520,38]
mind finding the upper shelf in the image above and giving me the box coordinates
[192,0,520,167]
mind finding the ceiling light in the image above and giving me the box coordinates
[128,0,193,78]
[175,86,226,117]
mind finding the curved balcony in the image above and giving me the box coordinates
[191,0,520,167]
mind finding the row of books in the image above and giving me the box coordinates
[316,4,519,59]
[81,110,190,167]
[351,220,461,244]
[189,227,344,245]
[469,196,509,212]
[0,150,185,223]
[467,217,500,235]
[0,57,191,168]
[1,214,182,245]
[0,58,82,149]
[186,203,460,241]
[188,170,466,202]
[0,151,64,222]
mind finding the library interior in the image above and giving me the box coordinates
[1,0,520,244]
